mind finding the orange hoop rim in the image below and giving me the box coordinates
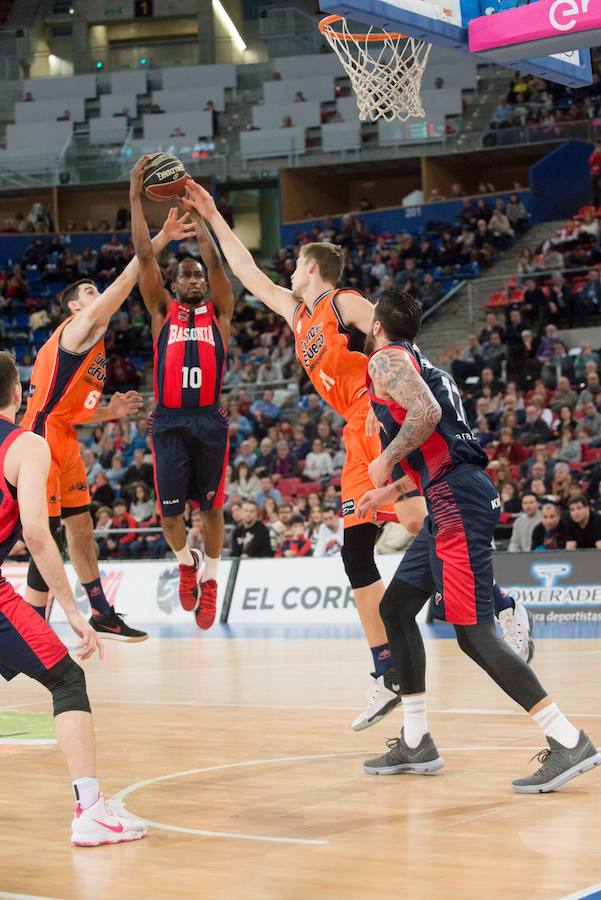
[318,14,405,41]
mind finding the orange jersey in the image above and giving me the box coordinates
[21,317,106,435]
[293,289,368,419]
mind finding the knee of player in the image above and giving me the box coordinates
[341,524,380,589]
[35,655,91,717]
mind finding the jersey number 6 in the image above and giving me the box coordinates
[84,389,101,410]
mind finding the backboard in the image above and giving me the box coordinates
[318,0,593,86]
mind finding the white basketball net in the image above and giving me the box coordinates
[321,18,431,122]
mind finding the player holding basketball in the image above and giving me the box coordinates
[0,352,146,845]
[130,160,235,630]
[358,290,600,792]
[21,166,194,641]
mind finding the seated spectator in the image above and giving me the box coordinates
[231,500,273,558]
[508,492,542,551]
[106,454,125,490]
[254,437,277,477]
[418,272,442,310]
[277,516,312,558]
[480,331,506,379]
[256,358,283,384]
[451,334,483,385]
[499,481,521,517]
[272,440,299,480]
[479,312,505,348]
[579,270,601,317]
[187,509,205,554]
[565,495,601,549]
[573,342,600,381]
[250,389,281,426]
[307,506,324,553]
[488,209,514,249]
[130,483,155,522]
[546,273,581,328]
[517,403,551,445]
[98,499,137,559]
[256,475,282,509]
[521,277,545,324]
[550,376,578,412]
[492,427,528,465]
[506,194,529,234]
[577,371,601,409]
[530,501,567,551]
[578,400,601,441]
[90,470,115,508]
[304,438,333,483]
[17,353,34,390]
[313,506,344,557]
[123,448,154,490]
[230,461,261,499]
[281,116,293,128]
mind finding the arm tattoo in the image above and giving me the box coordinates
[369,349,441,466]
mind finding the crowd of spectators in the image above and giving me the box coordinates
[488,65,601,142]
[450,303,601,553]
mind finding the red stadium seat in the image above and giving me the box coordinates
[279,477,302,497]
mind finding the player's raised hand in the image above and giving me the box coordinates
[107,391,144,419]
[161,207,195,242]
[365,406,383,437]
[129,154,155,195]
[181,179,217,218]
[67,610,104,661]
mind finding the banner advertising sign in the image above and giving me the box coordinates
[226,554,431,625]
[492,550,601,625]
[0,561,230,625]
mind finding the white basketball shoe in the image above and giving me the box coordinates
[72,793,147,847]
[352,668,402,731]
[499,599,535,662]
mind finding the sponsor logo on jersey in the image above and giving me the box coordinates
[28,384,35,397]
[87,352,107,383]
[167,324,215,346]
[178,309,188,323]
[68,481,88,493]
[194,305,208,316]
[299,324,324,368]
[342,498,355,517]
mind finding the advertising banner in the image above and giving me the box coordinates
[493,550,601,625]
[226,554,431,625]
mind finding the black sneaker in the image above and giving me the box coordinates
[89,611,148,643]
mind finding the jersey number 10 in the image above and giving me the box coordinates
[182,366,202,389]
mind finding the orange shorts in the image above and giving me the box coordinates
[43,422,91,518]
[341,404,395,530]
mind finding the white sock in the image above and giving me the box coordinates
[175,546,195,567]
[532,702,579,749]
[72,777,100,809]
[202,554,219,582]
[402,692,428,748]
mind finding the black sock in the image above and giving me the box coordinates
[83,578,112,616]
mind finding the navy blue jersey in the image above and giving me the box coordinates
[0,418,23,567]
[367,341,488,492]
[153,299,226,410]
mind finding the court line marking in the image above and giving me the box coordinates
[0,893,60,900]
[110,752,370,845]
[110,747,547,846]
[560,884,601,900]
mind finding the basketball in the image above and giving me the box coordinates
[143,153,187,201]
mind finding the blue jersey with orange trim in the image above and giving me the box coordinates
[153,298,226,409]
[367,341,488,492]
[20,318,106,435]
[0,418,23,567]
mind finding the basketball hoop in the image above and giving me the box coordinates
[319,14,431,122]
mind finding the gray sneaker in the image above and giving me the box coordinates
[363,729,445,776]
[512,731,601,794]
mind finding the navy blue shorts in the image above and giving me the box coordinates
[150,406,229,518]
[395,465,500,625]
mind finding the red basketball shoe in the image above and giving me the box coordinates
[195,579,217,630]
[178,548,203,613]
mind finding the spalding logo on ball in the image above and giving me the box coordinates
[143,153,187,201]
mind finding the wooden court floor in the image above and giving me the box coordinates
[0,634,600,900]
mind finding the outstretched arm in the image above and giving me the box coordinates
[188,207,235,324]
[367,348,441,487]
[181,180,298,329]
[63,157,194,352]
